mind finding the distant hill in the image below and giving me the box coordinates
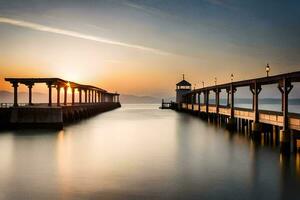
[120,94,163,104]
[1,90,300,104]
[0,90,173,104]
[0,90,48,103]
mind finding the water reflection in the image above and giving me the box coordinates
[0,104,299,199]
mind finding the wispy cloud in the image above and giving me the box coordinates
[204,0,237,10]
[0,16,174,56]
[122,0,178,20]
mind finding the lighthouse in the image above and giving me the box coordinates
[176,74,191,104]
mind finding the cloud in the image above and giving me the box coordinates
[204,0,237,10]
[0,16,174,56]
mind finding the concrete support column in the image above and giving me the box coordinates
[226,85,236,130]
[91,90,94,103]
[64,86,67,105]
[230,84,235,118]
[226,88,230,107]
[215,88,220,114]
[92,90,94,103]
[197,92,201,112]
[85,90,87,103]
[250,81,262,138]
[205,90,209,113]
[71,88,75,105]
[47,82,52,107]
[278,78,293,153]
[27,83,34,105]
[12,82,19,107]
[191,93,194,111]
[79,89,82,104]
[57,86,61,106]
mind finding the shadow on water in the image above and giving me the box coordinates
[177,111,300,199]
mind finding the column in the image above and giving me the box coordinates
[278,78,293,153]
[198,92,201,112]
[64,86,67,105]
[226,88,230,107]
[226,84,235,130]
[85,89,87,103]
[88,90,91,103]
[98,92,101,103]
[205,90,209,113]
[92,90,94,103]
[71,88,75,105]
[191,93,194,111]
[250,81,262,137]
[12,82,18,107]
[57,86,61,106]
[250,82,261,123]
[27,83,34,105]
[215,88,220,114]
[79,89,82,103]
[230,84,235,118]
[47,82,52,107]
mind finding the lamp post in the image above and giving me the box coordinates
[266,63,270,77]
[230,74,234,82]
[202,81,204,88]
[214,77,217,86]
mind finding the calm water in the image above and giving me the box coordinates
[0,104,300,200]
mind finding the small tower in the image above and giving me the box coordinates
[176,74,191,104]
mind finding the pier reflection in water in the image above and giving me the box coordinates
[0,104,299,200]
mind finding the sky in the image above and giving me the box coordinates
[0,0,300,98]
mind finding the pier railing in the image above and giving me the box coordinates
[181,103,300,131]
[181,71,300,133]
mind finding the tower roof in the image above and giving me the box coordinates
[176,79,191,86]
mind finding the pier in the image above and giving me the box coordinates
[171,71,300,153]
[0,78,120,129]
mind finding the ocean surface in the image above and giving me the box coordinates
[0,104,300,200]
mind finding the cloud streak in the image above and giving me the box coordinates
[0,17,173,56]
